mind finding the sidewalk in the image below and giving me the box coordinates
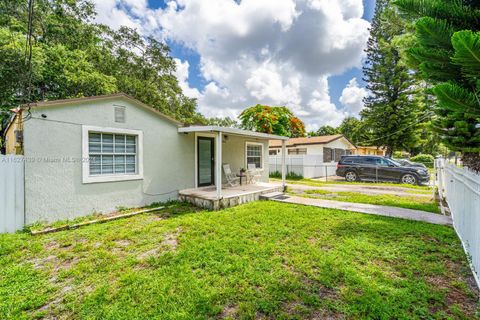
[273,195,452,226]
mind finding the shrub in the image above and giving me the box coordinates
[410,154,434,168]
[269,170,303,180]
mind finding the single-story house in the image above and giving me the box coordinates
[354,146,386,156]
[269,134,356,162]
[2,93,288,226]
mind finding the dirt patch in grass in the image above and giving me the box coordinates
[162,228,181,251]
[426,261,479,317]
[114,239,131,247]
[218,304,239,319]
[137,228,182,260]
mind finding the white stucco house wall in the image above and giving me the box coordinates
[269,134,356,162]
[268,135,356,179]
[4,93,287,225]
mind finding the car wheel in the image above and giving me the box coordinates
[401,173,417,185]
[345,171,358,182]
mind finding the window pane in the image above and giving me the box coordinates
[102,155,113,165]
[115,165,126,173]
[115,142,126,153]
[90,155,101,165]
[126,135,136,144]
[126,164,136,173]
[115,135,125,144]
[126,155,135,164]
[102,165,114,174]
[90,164,101,175]
[114,155,125,165]
[89,143,101,153]
[89,133,101,143]
[102,134,113,144]
[102,143,114,153]
[126,144,136,153]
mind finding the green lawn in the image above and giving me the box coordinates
[272,178,433,191]
[1,202,477,319]
[296,189,440,213]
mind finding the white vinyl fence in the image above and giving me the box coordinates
[436,158,480,286]
[0,155,25,233]
[270,155,337,179]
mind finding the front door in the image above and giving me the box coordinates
[197,137,215,186]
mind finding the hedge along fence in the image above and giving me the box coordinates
[411,154,435,168]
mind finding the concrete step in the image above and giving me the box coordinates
[260,192,285,200]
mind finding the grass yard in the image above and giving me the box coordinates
[1,202,478,319]
[273,178,433,191]
[296,189,440,213]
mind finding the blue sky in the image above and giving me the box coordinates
[93,0,375,130]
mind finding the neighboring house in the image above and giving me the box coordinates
[354,146,386,156]
[3,107,23,155]
[3,93,287,225]
[269,134,356,162]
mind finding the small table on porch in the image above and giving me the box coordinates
[236,172,247,185]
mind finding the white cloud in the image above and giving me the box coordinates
[173,58,201,99]
[90,0,370,128]
[339,77,368,115]
[307,77,348,130]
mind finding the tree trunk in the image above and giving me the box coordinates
[385,146,393,158]
[462,152,480,173]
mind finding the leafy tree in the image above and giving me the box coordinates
[338,117,372,145]
[308,125,339,137]
[395,0,480,171]
[239,104,306,137]
[0,0,200,139]
[361,0,423,157]
[207,117,238,128]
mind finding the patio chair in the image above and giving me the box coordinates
[247,163,262,184]
[223,164,240,187]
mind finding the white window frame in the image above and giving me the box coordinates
[82,125,143,184]
[245,141,264,169]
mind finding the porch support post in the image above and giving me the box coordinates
[281,140,286,190]
[216,131,223,198]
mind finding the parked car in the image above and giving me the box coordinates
[393,158,427,169]
[336,155,430,185]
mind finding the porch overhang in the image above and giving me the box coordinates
[178,125,289,141]
[179,125,288,199]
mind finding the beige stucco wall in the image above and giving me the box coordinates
[221,135,269,183]
[4,113,23,155]
[23,97,195,224]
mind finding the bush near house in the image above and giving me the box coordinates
[410,154,435,168]
[269,170,303,180]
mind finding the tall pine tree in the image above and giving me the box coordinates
[361,0,423,157]
[395,0,480,171]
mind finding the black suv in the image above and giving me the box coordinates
[336,155,430,185]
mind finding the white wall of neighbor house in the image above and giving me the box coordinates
[23,97,195,224]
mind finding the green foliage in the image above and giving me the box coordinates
[239,104,306,137]
[410,153,435,167]
[395,0,480,171]
[206,116,238,128]
[337,117,372,145]
[308,125,339,137]
[269,170,303,180]
[0,0,200,136]
[361,1,425,157]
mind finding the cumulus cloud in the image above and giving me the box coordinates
[339,77,368,115]
[91,0,370,128]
